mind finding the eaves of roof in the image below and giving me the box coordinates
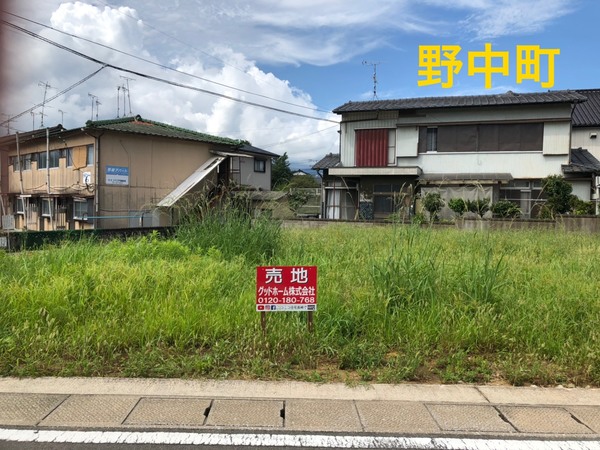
[333,90,587,114]
[563,147,600,173]
[0,125,68,148]
[85,115,242,147]
[573,89,600,127]
[312,153,340,170]
[239,143,279,158]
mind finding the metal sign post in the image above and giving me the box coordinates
[256,266,317,334]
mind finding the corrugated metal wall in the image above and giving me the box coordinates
[355,129,388,167]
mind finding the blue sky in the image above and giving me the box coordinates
[1,1,598,167]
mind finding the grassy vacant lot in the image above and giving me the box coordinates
[1,216,599,386]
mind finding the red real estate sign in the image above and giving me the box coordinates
[256,266,317,312]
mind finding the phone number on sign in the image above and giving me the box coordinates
[257,296,316,304]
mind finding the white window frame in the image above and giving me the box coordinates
[16,197,25,214]
[41,198,53,217]
[388,129,396,165]
[73,199,88,220]
[426,127,438,153]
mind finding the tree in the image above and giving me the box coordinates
[541,175,573,217]
[271,153,293,190]
[286,174,320,189]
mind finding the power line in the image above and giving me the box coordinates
[94,0,251,79]
[0,65,107,127]
[261,124,339,149]
[1,19,339,125]
[3,11,331,114]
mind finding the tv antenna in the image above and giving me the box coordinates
[362,61,382,100]
[58,109,66,124]
[38,81,53,127]
[1,114,12,134]
[120,76,135,115]
[88,93,98,121]
[117,85,121,118]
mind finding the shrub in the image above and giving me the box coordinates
[492,200,522,218]
[422,192,444,221]
[571,198,596,216]
[465,198,491,217]
[448,198,467,217]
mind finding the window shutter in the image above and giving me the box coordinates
[72,145,87,168]
[355,129,388,167]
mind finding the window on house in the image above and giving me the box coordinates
[16,197,25,214]
[419,123,543,153]
[426,127,438,152]
[20,154,32,171]
[355,129,389,167]
[86,144,94,166]
[388,129,396,165]
[325,180,357,220]
[41,198,53,217]
[11,156,20,171]
[49,150,60,168]
[373,184,402,217]
[38,152,47,169]
[499,179,544,218]
[254,158,266,173]
[73,199,89,220]
[66,148,73,167]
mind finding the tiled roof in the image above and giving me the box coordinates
[239,143,279,158]
[85,115,242,146]
[333,90,587,114]
[573,89,600,127]
[563,148,600,173]
[312,153,340,170]
[0,125,66,147]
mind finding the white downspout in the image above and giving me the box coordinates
[46,128,50,195]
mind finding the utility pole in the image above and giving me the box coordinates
[362,61,382,100]
[38,81,53,127]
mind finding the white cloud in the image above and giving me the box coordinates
[462,0,575,40]
[420,0,575,40]
[1,0,581,167]
[2,1,338,166]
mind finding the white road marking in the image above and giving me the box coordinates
[0,428,598,449]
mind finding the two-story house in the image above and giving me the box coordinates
[0,115,277,231]
[314,90,600,220]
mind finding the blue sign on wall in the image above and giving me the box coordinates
[106,165,129,185]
